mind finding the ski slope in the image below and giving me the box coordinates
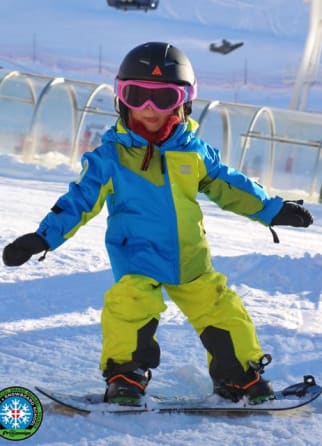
[1,158,322,446]
[1,0,322,445]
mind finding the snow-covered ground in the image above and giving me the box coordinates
[1,0,322,445]
[1,157,322,446]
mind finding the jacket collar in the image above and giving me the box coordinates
[102,117,199,149]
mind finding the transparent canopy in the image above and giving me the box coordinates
[0,69,321,202]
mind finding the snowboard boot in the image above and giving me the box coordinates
[104,368,151,406]
[213,354,275,405]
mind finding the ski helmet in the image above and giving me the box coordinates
[115,42,196,122]
[117,42,196,86]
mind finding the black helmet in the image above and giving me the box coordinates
[117,41,196,87]
[115,42,196,122]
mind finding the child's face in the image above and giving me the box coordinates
[130,106,173,133]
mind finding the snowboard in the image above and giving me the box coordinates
[35,375,322,417]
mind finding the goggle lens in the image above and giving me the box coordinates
[116,80,196,112]
[122,84,180,110]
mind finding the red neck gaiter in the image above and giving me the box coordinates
[128,115,182,145]
[128,115,182,171]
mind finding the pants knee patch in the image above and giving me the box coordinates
[133,318,160,369]
[200,326,245,381]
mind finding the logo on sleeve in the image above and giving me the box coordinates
[180,165,192,174]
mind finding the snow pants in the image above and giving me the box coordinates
[100,271,264,382]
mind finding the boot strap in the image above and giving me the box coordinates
[108,374,147,392]
[226,371,261,391]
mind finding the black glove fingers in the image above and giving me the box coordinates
[2,243,32,266]
[271,201,313,227]
[2,233,48,267]
[294,206,313,227]
[302,208,314,227]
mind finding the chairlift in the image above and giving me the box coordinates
[107,0,159,12]
[209,39,244,55]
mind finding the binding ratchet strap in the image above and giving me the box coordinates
[249,353,272,374]
[226,372,261,391]
[259,353,272,368]
[108,374,146,392]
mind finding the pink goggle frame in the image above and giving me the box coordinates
[115,79,197,113]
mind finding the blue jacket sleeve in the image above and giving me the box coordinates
[36,147,114,249]
[199,143,283,225]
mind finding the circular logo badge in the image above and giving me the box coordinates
[0,386,43,441]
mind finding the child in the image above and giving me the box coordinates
[3,42,313,406]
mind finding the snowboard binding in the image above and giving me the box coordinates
[282,375,317,398]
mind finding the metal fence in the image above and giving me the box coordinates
[1,69,321,202]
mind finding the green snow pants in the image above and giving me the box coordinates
[100,271,264,382]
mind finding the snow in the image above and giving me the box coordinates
[0,0,322,445]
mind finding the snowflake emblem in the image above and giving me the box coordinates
[0,397,33,429]
[0,386,43,441]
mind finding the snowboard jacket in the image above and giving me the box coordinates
[36,118,283,284]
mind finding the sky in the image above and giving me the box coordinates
[0,1,322,445]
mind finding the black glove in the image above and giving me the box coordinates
[271,200,313,227]
[2,233,49,267]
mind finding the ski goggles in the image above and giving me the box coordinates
[115,79,196,112]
